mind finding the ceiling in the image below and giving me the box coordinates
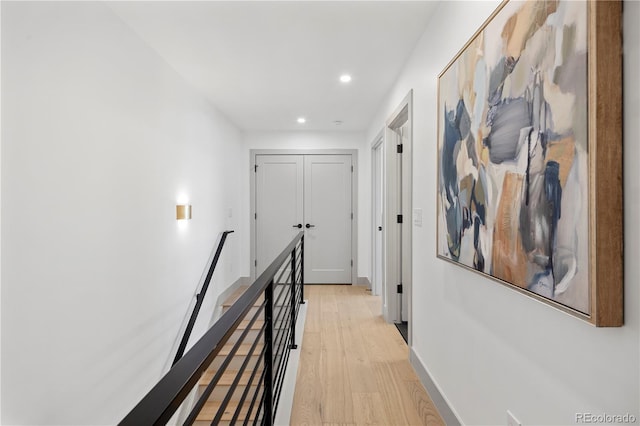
[108,1,438,132]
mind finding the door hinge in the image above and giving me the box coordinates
[255,213,257,220]
[351,259,353,267]
[351,165,354,172]
[397,284,403,294]
[397,214,403,223]
[255,260,257,267]
[254,164,258,172]
[351,212,353,220]
[397,144,403,154]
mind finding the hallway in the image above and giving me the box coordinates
[291,285,444,425]
[2,1,638,424]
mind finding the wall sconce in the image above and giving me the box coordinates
[176,204,192,220]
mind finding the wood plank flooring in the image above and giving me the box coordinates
[290,285,444,426]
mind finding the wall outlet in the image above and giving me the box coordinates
[507,410,522,426]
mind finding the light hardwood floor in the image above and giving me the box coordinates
[290,285,444,426]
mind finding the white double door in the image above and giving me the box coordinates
[255,154,352,284]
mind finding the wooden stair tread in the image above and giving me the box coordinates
[222,286,265,308]
[196,400,255,422]
[218,342,264,357]
[200,369,261,387]
[238,319,264,330]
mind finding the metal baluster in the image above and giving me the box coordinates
[290,249,298,349]
[300,236,305,304]
[263,280,274,426]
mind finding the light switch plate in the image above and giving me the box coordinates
[413,208,423,227]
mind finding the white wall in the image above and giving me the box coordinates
[366,1,640,424]
[1,2,244,424]
[242,131,370,279]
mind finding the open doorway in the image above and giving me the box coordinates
[380,91,412,344]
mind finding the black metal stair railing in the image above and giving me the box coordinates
[173,230,234,366]
[120,232,305,426]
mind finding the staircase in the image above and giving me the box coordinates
[120,232,304,426]
[194,286,265,425]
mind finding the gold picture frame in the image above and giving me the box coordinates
[436,0,622,326]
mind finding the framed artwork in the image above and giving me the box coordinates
[436,0,623,326]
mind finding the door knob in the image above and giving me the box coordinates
[305,224,315,229]
[292,224,302,229]
[378,226,382,231]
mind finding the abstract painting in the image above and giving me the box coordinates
[436,0,623,325]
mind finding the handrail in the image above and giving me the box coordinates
[172,230,234,366]
[120,231,304,426]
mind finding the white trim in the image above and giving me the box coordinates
[250,149,358,285]
[370,130,385,299]
[383,90,413,348]
[409,347,463,426]
[273,300,308,426]
[251,149,358,156]
[357,276,371,288]
[382,130,396,323]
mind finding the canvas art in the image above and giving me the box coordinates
[437,0,623,325]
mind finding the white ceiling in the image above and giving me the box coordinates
[109,1,438,132]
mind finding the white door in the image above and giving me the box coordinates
[372,142,384,296]
[303,155,352,284]
[255,155,304,275]
[255,154,352,283]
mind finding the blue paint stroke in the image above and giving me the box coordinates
[442,104,463,259]
[441,99,488,264]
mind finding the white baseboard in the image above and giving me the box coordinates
[274,300,308,426]
[357,276,371,288]
[409,347,463,426]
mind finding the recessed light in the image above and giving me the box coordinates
[339,74,352,83]
[297,117,306,124]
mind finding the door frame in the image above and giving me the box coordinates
[250,149,358,285]
[383,91,413,345]
[370,131,385,298]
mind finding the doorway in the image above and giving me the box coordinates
[371,135,384,297]
[378,91,412,344]
[251,150,357,285]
